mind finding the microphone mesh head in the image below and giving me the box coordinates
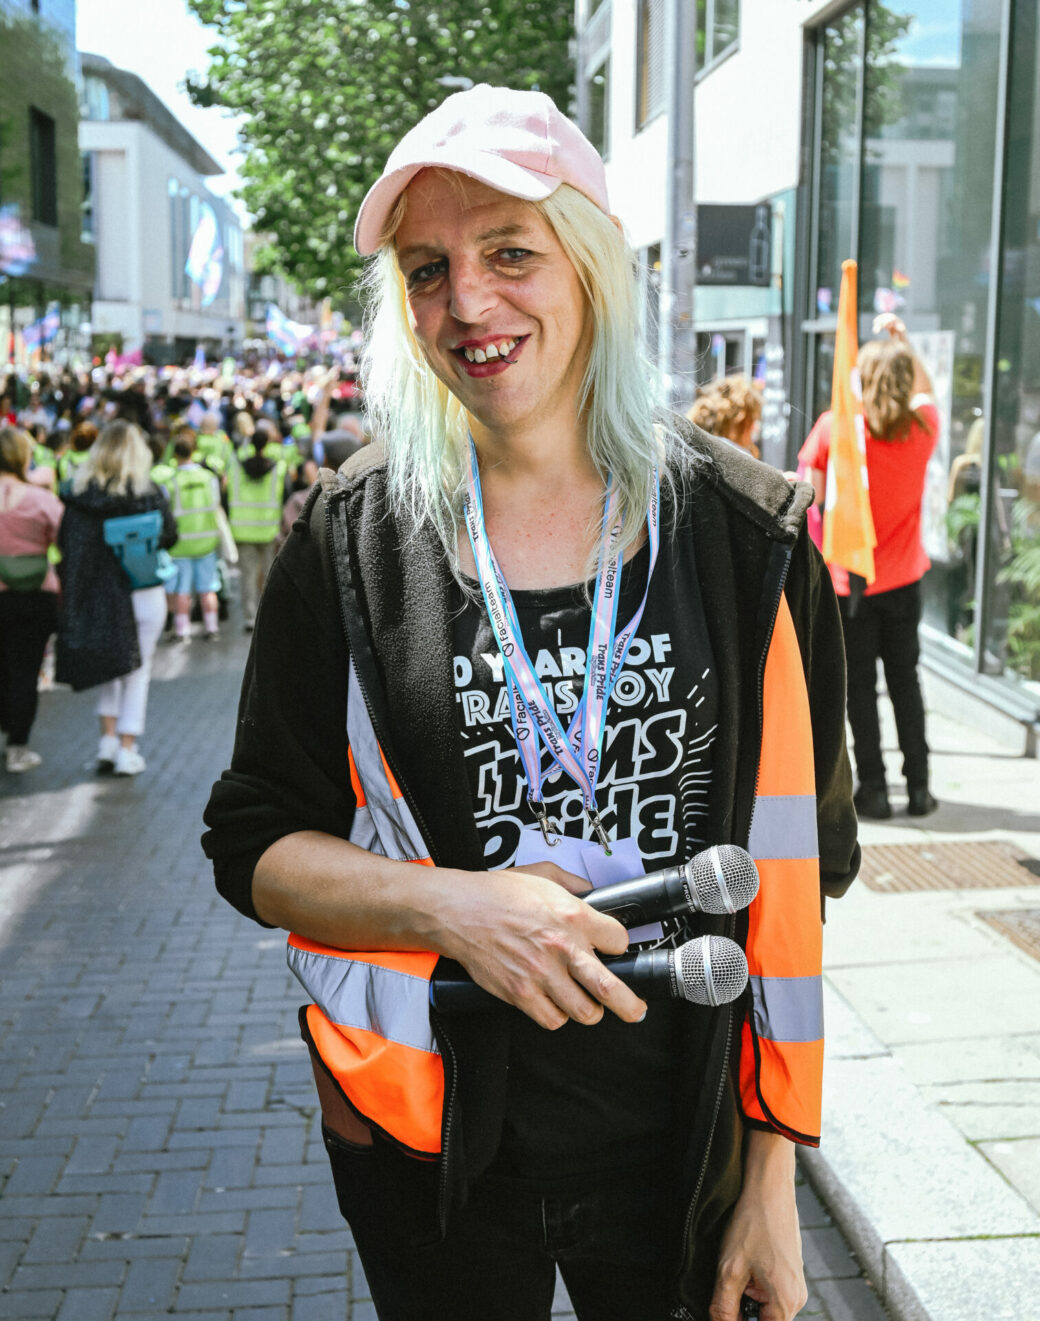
[677,935,749,1006]
[688,845,760,914]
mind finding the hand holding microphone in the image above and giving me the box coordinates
[431,845,757,1016]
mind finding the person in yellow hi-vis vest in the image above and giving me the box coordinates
[203,88,859,1321]
[167,430,222,642]
[227,440,287,631]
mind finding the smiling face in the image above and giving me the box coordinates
[393,171,592,442]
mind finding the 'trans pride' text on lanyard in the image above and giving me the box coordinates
[462,437,660,851]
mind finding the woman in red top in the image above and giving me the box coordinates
[800,315,938,819]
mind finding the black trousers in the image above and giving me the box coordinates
[840,580,929,792]
[323,1127,682,1321]
[0,590,59,746]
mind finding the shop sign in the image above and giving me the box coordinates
[697,204,771,287]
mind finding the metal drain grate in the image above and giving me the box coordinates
[978,909,1040,962]
[858,841,1040,893]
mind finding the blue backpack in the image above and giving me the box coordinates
[103,510,176,590]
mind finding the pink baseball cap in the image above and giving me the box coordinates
[353,84,610,256]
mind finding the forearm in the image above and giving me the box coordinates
[911,353,933,398]
[742,1128,796,1194]
[252,829,469,953]
[252,831,644,1030]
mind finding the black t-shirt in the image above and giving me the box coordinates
[452,539,718,1178]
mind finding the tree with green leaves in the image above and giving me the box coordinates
[186,0,573,301]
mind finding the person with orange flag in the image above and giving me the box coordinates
[800,260,939,819]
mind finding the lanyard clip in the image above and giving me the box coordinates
[531,801,560,847]
[586,807,612,855]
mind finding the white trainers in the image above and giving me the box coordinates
[97,734,119,772]
[114,745,146,776]
[6,745,42,773]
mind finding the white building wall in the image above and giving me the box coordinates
[80,117,245,352]
[94,145,130,303]
[599,0,843,244]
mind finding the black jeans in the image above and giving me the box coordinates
[323,1127,683,1321]
[840,580,929,791]
[0,590,59,746]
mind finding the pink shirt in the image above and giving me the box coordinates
[0,477,63,593]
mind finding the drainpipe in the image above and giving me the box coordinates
[660,0,698,412]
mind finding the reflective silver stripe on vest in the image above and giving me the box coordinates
[750,974,824,1043]
[288,944,439,1055]
[346,661,429,862]
[346,802,378,853]
[748,795,819,860]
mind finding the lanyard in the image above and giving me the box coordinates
[462,437,660,848]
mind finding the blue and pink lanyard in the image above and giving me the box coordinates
[462,437,660,849]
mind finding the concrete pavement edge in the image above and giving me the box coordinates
[799,983,1040,1321]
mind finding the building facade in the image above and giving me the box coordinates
[79,53,245,364]
[577,0,1040,720]
[0,0,94,365]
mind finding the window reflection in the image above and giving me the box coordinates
[982,3,1040,692]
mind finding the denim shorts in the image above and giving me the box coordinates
[171,550,220,596]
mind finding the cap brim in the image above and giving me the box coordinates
[353,149,560,256]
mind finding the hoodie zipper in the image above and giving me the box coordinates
[324,490,461,1229]
[678,542,793,1279]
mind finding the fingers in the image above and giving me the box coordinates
[511,861,592,896]
[709,1266,748,1321]
[569,947,647,1024]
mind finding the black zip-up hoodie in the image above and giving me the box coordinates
[202,419,859,1318]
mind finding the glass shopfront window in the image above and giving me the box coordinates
[980,4,1040,696]
[799,0,1036,704]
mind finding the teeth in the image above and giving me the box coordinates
[462,338,519,363]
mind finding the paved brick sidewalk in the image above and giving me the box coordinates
[0,615,887,1319]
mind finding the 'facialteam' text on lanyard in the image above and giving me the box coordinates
[462,437,660,848]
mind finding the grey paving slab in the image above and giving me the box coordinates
[884,1235,1040,1321]
[979,1136,1040,1216]
[826,951,1040,1045]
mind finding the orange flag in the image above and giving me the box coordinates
[822,260,876,584]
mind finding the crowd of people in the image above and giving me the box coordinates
[0,357,368,776]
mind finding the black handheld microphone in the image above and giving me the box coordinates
[584,844,759,929]
[429,934,749,1014]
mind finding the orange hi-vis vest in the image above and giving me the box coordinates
[288,660,445,1156]
[288,592,824,1158]
[741,592,824,1145]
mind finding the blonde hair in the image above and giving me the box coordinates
[74,419,155,496]
[858,338,931,441]
[0,426,32,480]
[232,412,255,442]
[360,177,683,577]
[687,375,762,447]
